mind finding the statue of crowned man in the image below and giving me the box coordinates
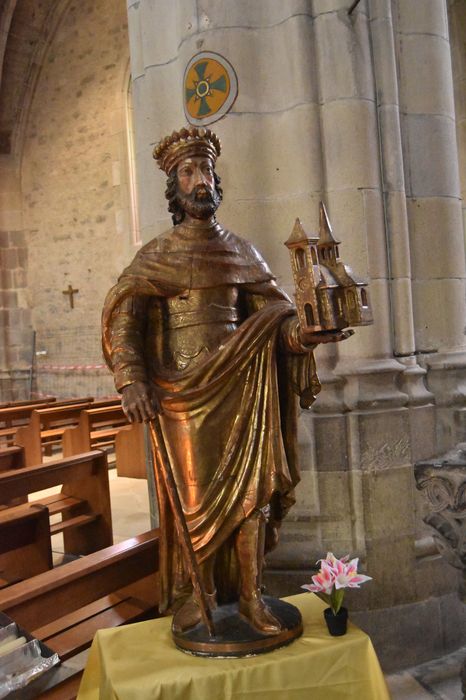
[102,126,348,646]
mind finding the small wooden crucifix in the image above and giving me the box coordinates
[63,283,79,309]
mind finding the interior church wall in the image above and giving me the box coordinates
[0,0,465,673]
[18,0,133,397]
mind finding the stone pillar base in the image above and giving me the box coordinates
[0,368,31,401]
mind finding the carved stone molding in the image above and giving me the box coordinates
[423,351,466,408]
[396,357,434,407]
[415,444,466,571]
[334,358,408,412]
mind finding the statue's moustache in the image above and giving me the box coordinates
[192,185,214,202]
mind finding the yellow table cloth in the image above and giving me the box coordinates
[77,593,390,700]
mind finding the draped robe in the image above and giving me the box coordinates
[102,221,320,610]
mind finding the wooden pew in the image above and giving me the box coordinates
[0,505,53,588]
[0,445,25,471]
[115,422,146,478]
[0,530,160,699]
[0,396,56,409]
[62,405,129,455]
[0,397,92,449]
[0,451,113,555]
[14,398,121,466]
[62,405,146,479]
[0,445,27,506]
[0,401,60,447]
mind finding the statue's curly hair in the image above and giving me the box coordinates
[165,169,223,225]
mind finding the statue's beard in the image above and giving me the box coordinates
[176,185,221,220]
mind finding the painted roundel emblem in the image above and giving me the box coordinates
[183,52,238,126]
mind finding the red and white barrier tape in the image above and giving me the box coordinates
[37,363,107,372]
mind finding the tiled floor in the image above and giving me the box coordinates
[43,467,465,699]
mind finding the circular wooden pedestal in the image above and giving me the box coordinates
[172,596,303,657]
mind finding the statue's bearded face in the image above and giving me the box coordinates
[175,156,221,220]
[165,155,223,224]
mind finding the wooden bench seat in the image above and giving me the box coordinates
[0,450,113,555]
[0,530,160,699]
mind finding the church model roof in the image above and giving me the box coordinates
[317,262,365,289]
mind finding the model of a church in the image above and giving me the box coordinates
[285,202,373,335]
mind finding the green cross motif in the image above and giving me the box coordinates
[185,60,228,117]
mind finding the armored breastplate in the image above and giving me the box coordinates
[146,286,240,374]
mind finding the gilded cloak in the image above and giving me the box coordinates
[102,222,320,610]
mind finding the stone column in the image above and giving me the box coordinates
[447,1,466,451]
[396,0,466,451]
[126,0,325,277]
[267,0,464,670]
[448,0,466,244]
[0,157,32,400]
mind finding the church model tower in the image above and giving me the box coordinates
[285,202,373,335]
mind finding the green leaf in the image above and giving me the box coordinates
[331,589,345,615]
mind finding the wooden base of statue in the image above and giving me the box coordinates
[172,596,302,657]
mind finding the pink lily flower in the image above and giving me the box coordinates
[301,552,372,614]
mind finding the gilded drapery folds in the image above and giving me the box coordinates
[102,221,320,611]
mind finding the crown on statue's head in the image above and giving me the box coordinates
[153,126,222,175]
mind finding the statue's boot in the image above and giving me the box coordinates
[235,510,284,635]
[172,590,217,633]
[239,589,283,635]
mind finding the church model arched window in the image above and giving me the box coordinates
[361,288,368,308]
[337,295,343,316]
[311,247,317,265]
[305,303,316,327]
[295,248,307,270]
[348,290,357,309]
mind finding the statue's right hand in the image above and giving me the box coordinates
[121,381,161,423]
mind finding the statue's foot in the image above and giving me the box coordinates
[239,590,284,635]
[172,591,217,633]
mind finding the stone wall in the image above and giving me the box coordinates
[18,0,133,397]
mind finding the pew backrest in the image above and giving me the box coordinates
[0,450,113,555]
[62,405,127,456]
[0,529,159,631]
[14,398,121,466]
[0,505,53,587]
[0,445,25,472]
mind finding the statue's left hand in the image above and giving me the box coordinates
[300,328,354,346]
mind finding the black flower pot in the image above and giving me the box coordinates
[324,606,348,636]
